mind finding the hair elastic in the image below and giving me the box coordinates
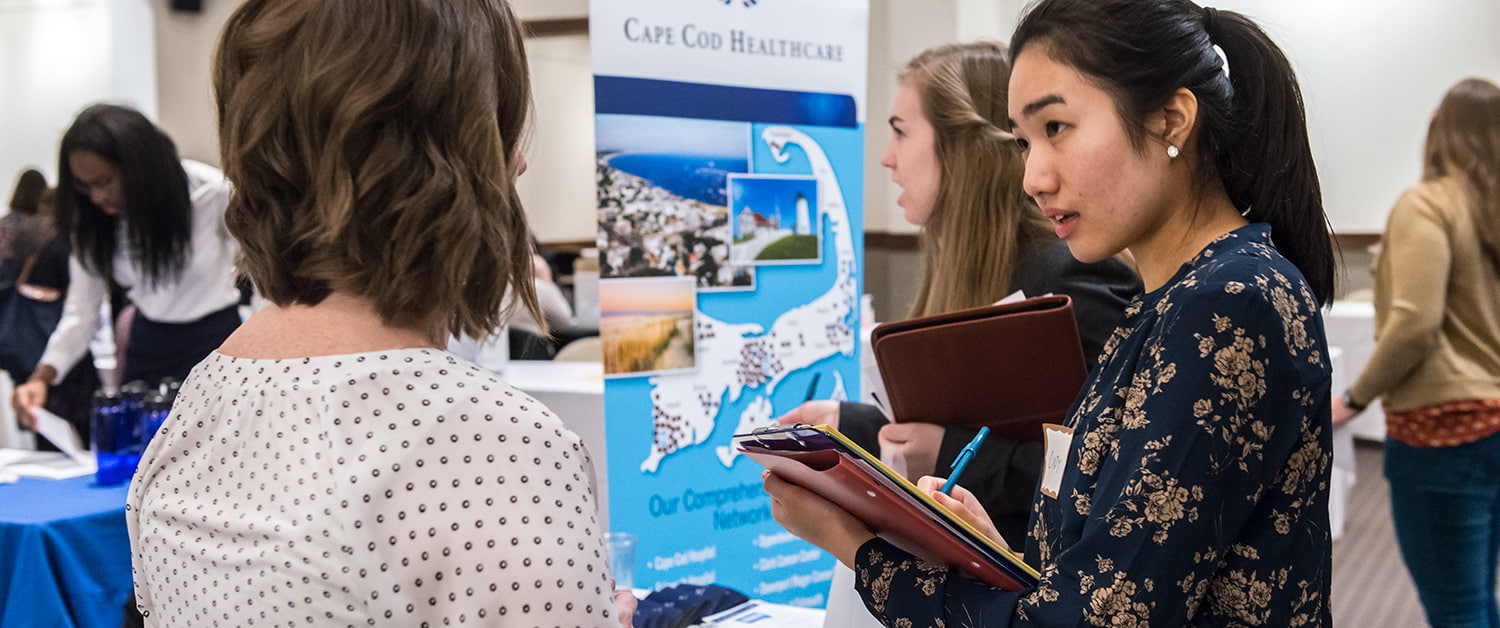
[1203,7,1231,80]
[1203,6,1222,40]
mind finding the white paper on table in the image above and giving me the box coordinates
[700,599,826,627]
[0,448,30,468]
[32,408,91,465]
[0,447,94,480]
[0,371,36,450]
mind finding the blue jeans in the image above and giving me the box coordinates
[1385,431,1500,628]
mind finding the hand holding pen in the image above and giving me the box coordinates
[918,473,1011,550]
[941,426,989,495]
[929,427,1011,548]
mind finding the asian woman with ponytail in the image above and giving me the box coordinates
[763,0,1337,624]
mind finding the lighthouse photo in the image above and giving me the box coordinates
[727,174,821,264]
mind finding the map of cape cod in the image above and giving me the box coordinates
[640,127,858,472]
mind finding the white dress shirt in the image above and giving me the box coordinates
[37,160,240,381]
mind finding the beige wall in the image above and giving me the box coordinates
[151,1,239,167]
[147,1,595,244]
[510,0,586,20]
[147,0,590,167]
[0,0,156,187]
[516,35,596,243]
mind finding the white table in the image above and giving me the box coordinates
[1325,301,1385,441]
[1327,348,1356,542]
[504,360,609,527]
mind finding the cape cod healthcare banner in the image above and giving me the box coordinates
[590,0,868,608]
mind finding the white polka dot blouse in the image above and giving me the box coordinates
[126,349,616,627]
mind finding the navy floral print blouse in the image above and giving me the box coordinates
[855,224,1333,627]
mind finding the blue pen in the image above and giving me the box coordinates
[802,373,822,402]
[941,426,990,495]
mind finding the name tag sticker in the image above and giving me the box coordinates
[1040,423,1073,499]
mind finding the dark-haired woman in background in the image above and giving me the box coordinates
[765,0,1336,624]
[1,171,55,384]
[10,104,240,427]
[2,173,100,442]
[1333,78,1500,628]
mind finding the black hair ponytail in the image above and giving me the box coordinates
[1012,0,1335,304]
[1210,10,1334,304]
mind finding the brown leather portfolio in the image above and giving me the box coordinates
[870,295,1088,443]
[735,424,1038,591]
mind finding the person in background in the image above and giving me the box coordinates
[766,0,1336,624]
[0,169,48,258]
[127,0,633,625]
[1,175,99,443]
[1333,77,1500,628]
[515,251,576,334]
[1,170,54,380]
[508,245,596,360]
[776,42,1139,543]
[10,104,239,426]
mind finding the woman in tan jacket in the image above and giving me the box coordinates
[1333,77,1500,628]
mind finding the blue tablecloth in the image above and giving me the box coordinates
[0,475,132,628]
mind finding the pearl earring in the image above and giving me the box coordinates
[1167,145,1180,159]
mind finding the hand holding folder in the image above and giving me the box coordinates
[870,294,1088,443]
[737,423,1039,591]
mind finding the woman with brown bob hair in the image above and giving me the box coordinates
[125,0,631,625]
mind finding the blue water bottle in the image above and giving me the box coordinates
[137,390,172,452]
[118,380,151,475]
[90,390,131,485]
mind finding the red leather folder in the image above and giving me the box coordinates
[735,424,1038,591]
[870,295,1087,443]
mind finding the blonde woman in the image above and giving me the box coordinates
[126,0,632,625]
[777,42,1139,543]
[1333,78,1500,628]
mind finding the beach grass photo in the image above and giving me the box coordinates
[599,276,698,377]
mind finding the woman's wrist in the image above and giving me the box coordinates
[27,364,57,385]
[833,529,880,570]
[1342,390,1367,412]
